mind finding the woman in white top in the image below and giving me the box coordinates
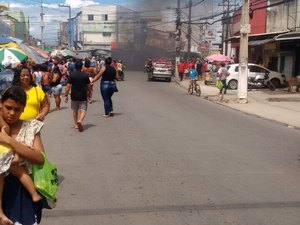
[32,64,43,88]
[217,62,230,94]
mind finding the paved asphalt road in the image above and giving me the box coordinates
[42,71,300,225]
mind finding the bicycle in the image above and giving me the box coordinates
[188,79,201,97]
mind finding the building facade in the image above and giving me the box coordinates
[0,7,29,40]
[267,0,300,80]
[228,0,300,79]
[74,5,140,51]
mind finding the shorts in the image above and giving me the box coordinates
[51,84,63,95]
[71,100,87,112]
[42,85,52,94]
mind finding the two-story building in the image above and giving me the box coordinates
[268,0,300,79]
[0,4,12,36]
[227,0,300,80]
[0,5,29,40]
[74,5,140,51]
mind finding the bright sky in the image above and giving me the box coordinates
[8,0,132,8]
[6,0,137,44]
[5,0,225,45]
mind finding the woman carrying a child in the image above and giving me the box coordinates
[0,86,46,225]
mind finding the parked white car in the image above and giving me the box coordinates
[226,63,287,90]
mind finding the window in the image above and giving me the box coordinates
[103,32,111,37]
[249,65,266,73]
[227,65,239,72]
[88,14,94,21]
[102,14,108,21]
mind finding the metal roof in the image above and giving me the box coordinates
[275,32,300,41]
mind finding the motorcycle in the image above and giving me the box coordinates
[248,72,275,91]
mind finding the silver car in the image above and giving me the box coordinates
[149,62,173,82]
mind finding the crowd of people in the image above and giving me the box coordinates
[177,58,230,95]
[0,55,123,224]
[177,58,214,81]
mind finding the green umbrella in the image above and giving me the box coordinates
[0,47,28,67]
[61,49,77,58]
[37,46,53,53]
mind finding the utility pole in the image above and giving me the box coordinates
[40,0,44,50]
[220,0,239,55]
[59,4,72,50]
[238,0,250,103]
[175,0,181,78]
[68,6,71,49]
[187,0,192,59]
[225,0,230,56]
[58,21,62,47]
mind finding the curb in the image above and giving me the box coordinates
[173,77,300,130]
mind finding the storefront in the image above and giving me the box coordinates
[275,32,300,80]
[227,32,285,69]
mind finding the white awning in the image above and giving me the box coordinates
[275,32,300,41]
[248,38,274,46]
[226,31,289,42]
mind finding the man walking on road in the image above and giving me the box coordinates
[65,60,91,132]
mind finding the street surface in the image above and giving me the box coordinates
[42,71,300,225]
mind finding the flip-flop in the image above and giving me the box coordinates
[77,121,83,132]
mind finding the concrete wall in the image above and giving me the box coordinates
[75,5,138,50]
[82,5,117,46]
[266,0,296,32]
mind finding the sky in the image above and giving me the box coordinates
[4,0,229,45]
[5,0,135,44]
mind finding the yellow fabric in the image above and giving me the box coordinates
[20,86,45,120]
[0,42,20,49]
[0,143,11,154]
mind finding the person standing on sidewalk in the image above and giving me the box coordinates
[177,60,185,81]
[91,57,120,118]
[64,60,91,132]
[195,59,203,79]
[217,62,230,95]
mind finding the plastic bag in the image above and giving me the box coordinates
[216,80,224,90]
[31,152,58,200]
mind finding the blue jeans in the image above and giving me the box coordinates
[100,81,116,115]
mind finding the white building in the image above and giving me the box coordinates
[74,5,140,51]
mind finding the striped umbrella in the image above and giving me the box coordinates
[61,49,77,58]
[0,47,28,67]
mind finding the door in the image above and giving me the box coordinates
[283,55,294,81]
[248,65,267,79]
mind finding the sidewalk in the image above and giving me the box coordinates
[174,77,300,129]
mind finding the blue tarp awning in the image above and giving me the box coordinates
[0,36,14,45]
